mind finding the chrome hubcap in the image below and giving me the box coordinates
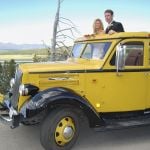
[63,126,74,139]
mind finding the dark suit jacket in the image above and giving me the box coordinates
[105,21,124,34]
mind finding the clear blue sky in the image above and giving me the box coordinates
[0,0,150,44]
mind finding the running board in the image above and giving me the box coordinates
[94,115,150,132]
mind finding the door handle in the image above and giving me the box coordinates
[144,72,150,76]
[116,72,123,76]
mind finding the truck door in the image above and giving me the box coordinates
[100,39,147,112]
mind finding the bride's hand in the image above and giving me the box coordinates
[108,30,116,35]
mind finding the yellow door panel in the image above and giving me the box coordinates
[85,72,146,112]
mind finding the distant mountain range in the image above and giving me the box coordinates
[0,42,45,50]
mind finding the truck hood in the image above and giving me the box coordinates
[19,58,104,73]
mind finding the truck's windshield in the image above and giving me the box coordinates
[72,43,86,58]
[72,42,111,60]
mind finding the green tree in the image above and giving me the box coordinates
[0,62,2,74]
[32,53,50,62]
[0,60,16,94]
[8,59,16,77]
[33,53,40,62]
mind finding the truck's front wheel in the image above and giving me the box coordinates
[40,107,80,150]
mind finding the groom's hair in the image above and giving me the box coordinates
[104,9,114,16]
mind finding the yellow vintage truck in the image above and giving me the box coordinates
[0,32,150,150]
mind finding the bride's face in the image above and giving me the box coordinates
[95,20,102,29]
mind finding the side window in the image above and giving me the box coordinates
[110,42,144,66]
[124,42,144,66]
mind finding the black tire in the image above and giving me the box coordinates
[40,107,80,150]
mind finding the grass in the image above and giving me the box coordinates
[0,48,49,55]
[0,48,49,61]
[0,55,49,61]
[0,46,72,55]
[0,46,72,61]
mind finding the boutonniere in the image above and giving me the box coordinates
[109,24,113,27]
[108,24,113,29]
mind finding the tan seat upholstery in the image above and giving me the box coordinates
[125,49,143,66]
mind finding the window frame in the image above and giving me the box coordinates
[109,39,146,69]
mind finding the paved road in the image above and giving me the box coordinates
[0,123,150,150]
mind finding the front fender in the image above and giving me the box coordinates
[21,87,105,127]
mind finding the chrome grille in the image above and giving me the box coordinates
[10,68,22,109]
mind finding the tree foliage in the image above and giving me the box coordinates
[0,60,16,94]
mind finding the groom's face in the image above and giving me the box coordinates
[105,12,113,24]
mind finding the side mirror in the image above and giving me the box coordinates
[116,44,126,72]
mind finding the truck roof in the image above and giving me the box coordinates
[75,32,150,42]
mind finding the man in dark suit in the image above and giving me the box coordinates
[104,9,124,34]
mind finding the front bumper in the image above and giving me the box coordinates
[0,100,21,128]
[0,98,46,128]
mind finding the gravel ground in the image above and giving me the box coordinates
[0,122,150,150]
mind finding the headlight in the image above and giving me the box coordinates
[10,78,15,88]
[19,84,28,96]
[19,84,39,96]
